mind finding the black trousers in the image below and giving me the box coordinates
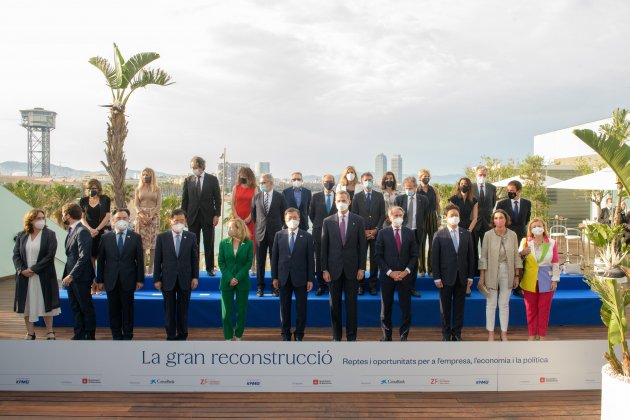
[162,283,191,340]
[329,273,358,341]
[380,276,412,340]
[106,281,135,340]
[279,276,308,340]
[256,234,275,289]
[439,277,467,338]
[189,218,215,272]
[68,281,96,340]
[360,238,378,290]
[312,227,327,289]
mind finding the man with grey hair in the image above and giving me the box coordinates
[472,165,496,285]
[282,171,311,231]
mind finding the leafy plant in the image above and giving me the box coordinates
[582,223,625,250]
[159,195,181,232]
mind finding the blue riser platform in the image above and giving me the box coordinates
[50,273,601,329]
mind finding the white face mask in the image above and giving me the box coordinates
[115,220,129,232]
[337,202,349,212]
[292,180,303,188]
[531,227,544,236]
[346,173,355,182]
[392,217,404,227]
[33,220,46,230]
[286,219,299,230]
[172,223,185,234]
[447,216,460,226]
[477,176,486,185]
[192,168,202,177]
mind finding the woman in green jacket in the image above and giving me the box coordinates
[218,218,254,340]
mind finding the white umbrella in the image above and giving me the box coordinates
[493,175,562,188]
[547,168,616,190]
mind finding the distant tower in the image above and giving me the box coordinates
[391,154,402,184]
[20,107,56,177]
[375,153,387,184]
[256,162,270,176]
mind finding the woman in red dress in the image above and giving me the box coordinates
[231,167,257,274]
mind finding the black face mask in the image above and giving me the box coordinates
[89,189,98,197]
[384,180,394,188]
[461,185,470,193]
[143,177,151,183]
[421,177,430,185]
[324,181,334,191]
[62,217,69,226]
[240,177,247,184]
[507,191,517,200]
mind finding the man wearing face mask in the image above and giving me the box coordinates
[96,208,144,340]
[308,174,337,295]
[375,206,419,341]
[321,191,367,341]
[598,197,614,226]
[153,209,199,341]
[282,172,311,231]
[351,172,386,296]
[395,177,429,298]
[251,174,288,297]
[181,156,221,276]
[431,204,475,341]
[271,208,315,341]
[472,166,497,247]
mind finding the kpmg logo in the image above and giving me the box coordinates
[475,378,490,385]
[15,378,30,385]
[246,380,261,386]
[150,378,175,385]
[380,378,406,385]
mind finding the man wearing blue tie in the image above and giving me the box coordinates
[308,175,337,295]
[272,208,315,341]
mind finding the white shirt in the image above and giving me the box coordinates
[263,190,274,208]
[195,172,205,190]
[407,195,417,230]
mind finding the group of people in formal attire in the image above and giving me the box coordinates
[13,159,564,343]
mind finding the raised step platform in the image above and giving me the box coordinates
[49,272,601,329]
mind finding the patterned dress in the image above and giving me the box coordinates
[134,187,161,250]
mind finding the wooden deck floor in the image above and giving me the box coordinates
[0,278,605,418]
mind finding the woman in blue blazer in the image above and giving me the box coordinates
[218,218,254,340]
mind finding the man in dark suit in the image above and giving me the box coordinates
[282,171,311,231]
[272,208,315,341]
[472,165,497,247]
[375,206,419,341]
[309,174,337,295]
[431,204,475,341]
[61,203,96,340]
[153,209,199,341]
[598,197,613,225]
[395,176,429,298]
[351,172,385,296]
[252,173,287,297]
[181,156,221,275]
[321,190,367,341]
[96,208,144,340]
[495,180,531,297]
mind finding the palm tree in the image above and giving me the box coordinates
[89,43,173,208]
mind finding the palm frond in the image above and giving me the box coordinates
[122,68,174,105]
[119,52,161,89]
[113,43,124,96]
[88,56,118,89]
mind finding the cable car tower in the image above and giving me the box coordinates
[20,107,56,177]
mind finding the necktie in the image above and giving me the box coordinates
[340,216,346,246]
[117,232,124,256]
[325,193,331,213]
[366,192,372,211]
[263,192,269,214]
[407,197,414,229]
[175,234,181,257]
[480,185,485,202]
[294,189,301,208]
[394,228,401,254]
[197,175,202,194]
[66,227,73,246]
[290,231,295,254]
[451,229,459,252]
[513,200,519,223]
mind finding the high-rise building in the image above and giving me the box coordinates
[255,162,270,176]
[391,154,402,184]
[375,153,387,185]
[218,162,250,191]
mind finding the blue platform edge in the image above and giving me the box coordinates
[50,273,601,329]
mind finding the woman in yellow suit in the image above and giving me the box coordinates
[218,218,254,341]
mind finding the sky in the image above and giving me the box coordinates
[1,0,630,178]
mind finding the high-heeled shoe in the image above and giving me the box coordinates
[24,333,36,340]
[46,331,56,340]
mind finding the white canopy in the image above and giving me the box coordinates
[493,175,562,188]
[547,168,617,190]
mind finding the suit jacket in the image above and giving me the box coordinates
[309,190,337,236]
[63,223,94,283]
[375,226,419,282]
[271,228,315,287]
[251,190,287,242]
[282,187,312,231]
[181,172,222,225]
[431,226,475,287]
[473,183,497,232]
[13,228,59,313]
[495,197,532,240]
[96,230,145,292]
[351,190,386,230]
[217,238,254,292]
[394,194,429,234]
[598,207,613,225]
[321,212,367,280]
[153,230,199,291]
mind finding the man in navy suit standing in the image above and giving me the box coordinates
[321,190,367,341]
[272,208,315,341]
[375,206,419,341]
[308,174,337,296]
[282,172,311,231]
[153,209,199,341]
[431,203,475,341]
[96,208,144,340]
[61,203,96,340]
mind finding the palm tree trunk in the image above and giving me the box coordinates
[100,107,128,209]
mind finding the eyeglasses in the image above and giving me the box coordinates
[291,179,302,182]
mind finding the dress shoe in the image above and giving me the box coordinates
[512,288,524,298]
[315,287,325,296]
[294,334,303,341]
[208,269,216,276]
[442,335,451,342]
[282,336,291,342]
[400,336,408,342]
[451,334,463,342]
[369,287,377,296]
[380,337,392,342]
[256,288,264,297]
[358,286,364,295]
[411,289,421,298]
[272,289,280,297]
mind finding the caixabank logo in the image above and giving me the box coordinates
[150,378,175,385]
[379,378,406,385]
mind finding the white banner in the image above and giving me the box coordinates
[0,340,605,392]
